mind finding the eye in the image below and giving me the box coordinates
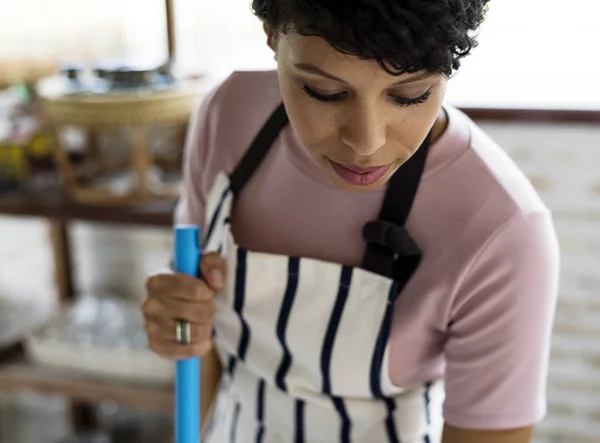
[390,90,432,107]
[302,85,347,103]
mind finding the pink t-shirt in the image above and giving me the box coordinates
[175,71,559,431]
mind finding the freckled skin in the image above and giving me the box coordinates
[269,30,448,192]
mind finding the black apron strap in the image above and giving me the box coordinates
[362,133,432,290]
[230,103,289,195]
[229,100,430,292]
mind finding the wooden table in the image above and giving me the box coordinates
[0,344,173,413]
[0,191,176,430]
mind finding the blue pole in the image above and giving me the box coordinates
[173,225,201,443]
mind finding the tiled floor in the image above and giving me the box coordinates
[0,392,172,443]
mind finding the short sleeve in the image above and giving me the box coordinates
[173,85,221,226]
[443,210,560,430]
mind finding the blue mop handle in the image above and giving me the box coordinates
[174,225,202,443]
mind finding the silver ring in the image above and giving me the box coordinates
[175,319,191,345]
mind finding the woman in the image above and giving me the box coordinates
[143,1,559,442]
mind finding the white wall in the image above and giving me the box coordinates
[477,121,600,443]
[0,121,599,442]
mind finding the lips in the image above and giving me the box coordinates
[336,163,385,174]
[328,160,390,186]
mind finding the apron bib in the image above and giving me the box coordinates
[202,105,445,443]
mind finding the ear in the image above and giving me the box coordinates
[263,22,277,53]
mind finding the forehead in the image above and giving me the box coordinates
[278,32,431,86]
[281,32,342,57]
[280,33,388,77]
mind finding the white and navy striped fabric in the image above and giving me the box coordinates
[203,173,444,443]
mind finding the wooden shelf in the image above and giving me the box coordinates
[0,345,174,414]
[0,188,177,426]
[0,187,177,427]
[0,190,175,227]
[461,106,600,124]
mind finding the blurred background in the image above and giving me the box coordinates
[0,1,598,442]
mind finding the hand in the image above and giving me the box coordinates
[142,252,226,360]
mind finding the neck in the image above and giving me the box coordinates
[430,107,449,143]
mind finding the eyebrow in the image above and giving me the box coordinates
[294,63,433,86]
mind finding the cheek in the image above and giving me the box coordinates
[279,85,334,152]
[391,92,445,147]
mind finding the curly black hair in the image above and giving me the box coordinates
[252,0,491,77]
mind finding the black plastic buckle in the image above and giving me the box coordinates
[362,220,422,286]
[363,220,421,257]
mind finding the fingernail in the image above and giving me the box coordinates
[211,270,224,288]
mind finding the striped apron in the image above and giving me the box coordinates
[203,105,445,443]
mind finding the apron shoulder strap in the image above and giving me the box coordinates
[362,133,432,289]
[229,100,429,290]
[230,103,289,195]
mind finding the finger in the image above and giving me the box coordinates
[148,337,213,360]
[146,273,212,302]
[142,297,214,324]
[144,317,212,344]
[199,252,227,291]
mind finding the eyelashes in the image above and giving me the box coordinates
[302,84,432,107]
[302,85,346,102]
[391,90,432,106]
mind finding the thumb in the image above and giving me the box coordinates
[199,252,226,291]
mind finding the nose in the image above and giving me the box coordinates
[340,105,387,156]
